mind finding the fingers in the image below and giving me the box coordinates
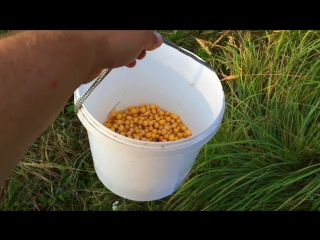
[126,50,145,68]
[126,61,136,68]
[144,31,163,51]
[136,50,146,60]
[125,31,162,69]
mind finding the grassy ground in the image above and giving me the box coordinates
[0,30,319,211]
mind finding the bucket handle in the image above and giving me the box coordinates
[74,35,215,114]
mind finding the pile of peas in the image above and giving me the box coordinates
[103,104,192,142]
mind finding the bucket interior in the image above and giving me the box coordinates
[76,44,224,136]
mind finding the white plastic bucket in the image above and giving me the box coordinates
[74,43,225,201]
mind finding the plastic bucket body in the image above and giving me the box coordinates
[74,44,225,201]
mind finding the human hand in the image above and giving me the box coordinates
[80,30,163,83]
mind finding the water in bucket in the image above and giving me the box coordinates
[74,43,225,201]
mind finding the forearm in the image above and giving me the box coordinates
[0,30,94,185]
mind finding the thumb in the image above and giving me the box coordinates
[144,31,163,51]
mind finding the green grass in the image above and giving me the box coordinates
[0,30,319,211]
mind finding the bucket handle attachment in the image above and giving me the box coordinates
[74,36,215,114]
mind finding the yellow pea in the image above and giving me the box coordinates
[169,135,175,141]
